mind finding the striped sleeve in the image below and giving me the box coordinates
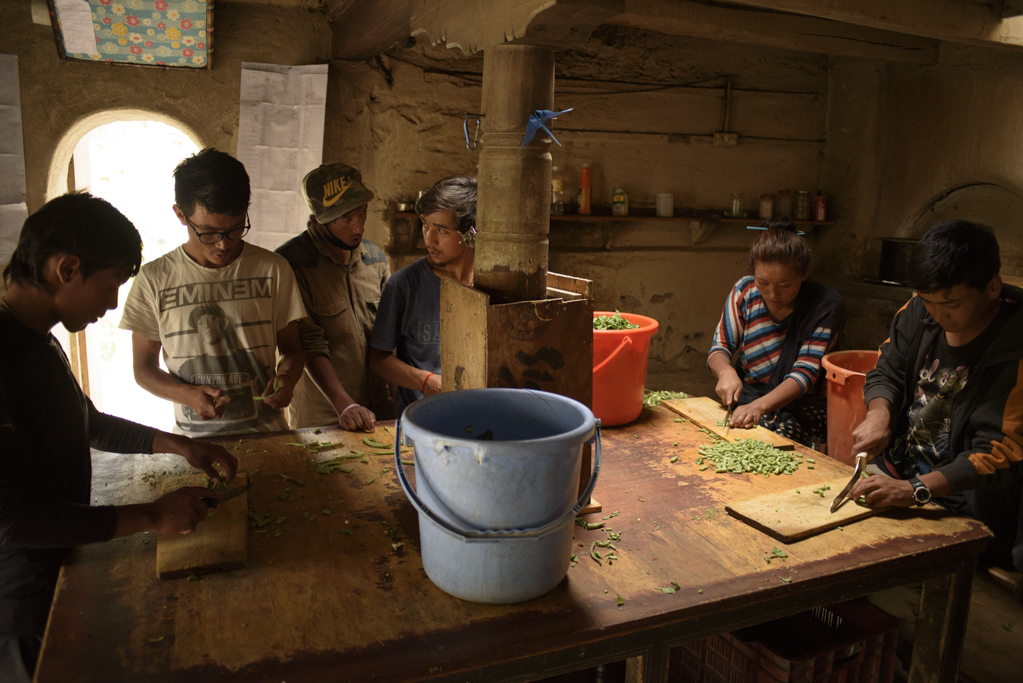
[784,325,834,395]
[709,278,750,361]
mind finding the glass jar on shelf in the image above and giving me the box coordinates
[759,194,773,220]
[777,190,792,219]
[550,166,564,216]
[795,190,811,221]
[730,192,742,218]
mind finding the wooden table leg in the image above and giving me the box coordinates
[908,557,975,683]
[637,642,669,683]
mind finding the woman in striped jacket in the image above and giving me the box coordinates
[707,220,843,447]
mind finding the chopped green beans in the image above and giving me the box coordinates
[643,390,689,407]
[696,438,801,477]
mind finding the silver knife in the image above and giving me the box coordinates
[200,479,253,509]
[830,452,868,513]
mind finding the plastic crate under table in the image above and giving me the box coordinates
[668,601,898,683]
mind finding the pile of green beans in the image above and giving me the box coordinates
[696,438,802,476]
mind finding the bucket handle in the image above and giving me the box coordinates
[395,419,602,542]
[593,336,632,374]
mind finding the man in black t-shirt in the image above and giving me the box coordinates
[852,220,1023,573]
[0,194,237,681]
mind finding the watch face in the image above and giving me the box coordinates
[910,477,931,504]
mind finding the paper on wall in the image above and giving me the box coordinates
[237,63,328,251]
[0,55,27,265]
[54,0,99,57]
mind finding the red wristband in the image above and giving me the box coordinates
[421,372,435,394]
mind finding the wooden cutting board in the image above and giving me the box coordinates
[662,396,796,450]
[726,478,884,542]
[155,472,249,579]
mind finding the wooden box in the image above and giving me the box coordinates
[439,272,593,408]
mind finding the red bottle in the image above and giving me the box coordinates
[578,163,591,215]
[812,192,827,222]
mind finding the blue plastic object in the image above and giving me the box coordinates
[396,389,600,603]
[520,108,574,148]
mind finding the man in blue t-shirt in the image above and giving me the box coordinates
[369,177,476,412]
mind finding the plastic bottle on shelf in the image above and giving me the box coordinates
[777,190,792,219]
[611,186,628,216]
[759,194,774,220]
[578,163,591,215]
[812,192,827,222]
[550,166,564,216]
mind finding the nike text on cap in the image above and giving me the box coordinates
[302,162,375,225]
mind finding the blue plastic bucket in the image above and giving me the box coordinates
[399,388,597,530]
[395,392,601,603]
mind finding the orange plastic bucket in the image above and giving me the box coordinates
[821,350,878,465]
[592,312,659,426]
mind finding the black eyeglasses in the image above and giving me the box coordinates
[185,214,251,245]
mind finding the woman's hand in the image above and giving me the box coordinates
[715,367,743,408]
[730,400,766,429]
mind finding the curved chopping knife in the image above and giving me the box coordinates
[830,452,868,513]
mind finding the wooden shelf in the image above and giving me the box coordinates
[550,214,831,226]
[395,211,831,226]
[390,212,831,248]
[548,214,832,246]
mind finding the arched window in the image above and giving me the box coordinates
[49,114,201,431]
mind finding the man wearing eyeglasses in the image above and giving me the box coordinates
[275,163,395,432]
[120,148,307,435]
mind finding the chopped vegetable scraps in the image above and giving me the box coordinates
[594,311,639,330]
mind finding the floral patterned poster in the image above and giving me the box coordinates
[55,0,212,69]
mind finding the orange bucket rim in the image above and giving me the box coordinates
[593,311,659,335]
[821,350,876,380]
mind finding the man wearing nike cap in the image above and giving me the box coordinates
[276,163,394,431]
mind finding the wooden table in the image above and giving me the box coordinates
[36,406,990,683]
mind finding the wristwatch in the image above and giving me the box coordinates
[908,477,931,505]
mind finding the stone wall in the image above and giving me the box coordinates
[816,45,1023,360]
[330,26,829,398]
[9,3,1023,400]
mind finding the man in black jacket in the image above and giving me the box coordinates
[852,220,1023,573]
[0,193,237,681]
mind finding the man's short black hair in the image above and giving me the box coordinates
[174,147,250,218]
[907,220,1000,293]
[3,192,142,292]
[415,176,477,234]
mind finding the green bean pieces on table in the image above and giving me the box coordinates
[696,438,802,476]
